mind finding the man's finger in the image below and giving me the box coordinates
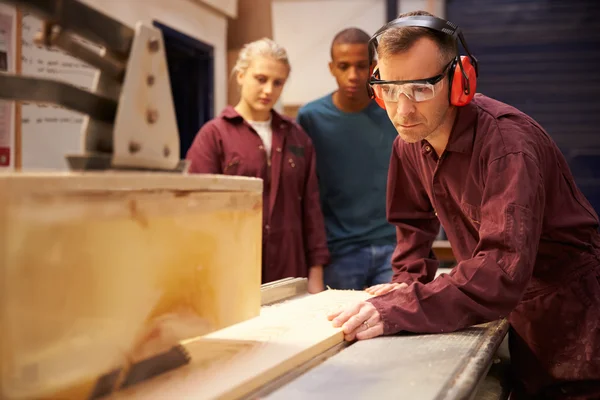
[373,285,395,296]
[355,323,384,340]
[373,282,408,296]
[365,284,383,294]
[341,306,373,334]
[331,302,362,328]
[326,309,343,321]
[353,312,383,340]
[327,304,347,320]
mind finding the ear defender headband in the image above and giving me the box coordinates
[367,15,479,109]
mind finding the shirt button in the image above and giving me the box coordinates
[276,147,282,153]
[265,224,270,230]
[258,145,264,150]
[424,145,432,153]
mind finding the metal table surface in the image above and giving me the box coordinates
[255,279,509,400]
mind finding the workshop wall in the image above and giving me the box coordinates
[271,0,445,110]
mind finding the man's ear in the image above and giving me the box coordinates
[328,61,335,76]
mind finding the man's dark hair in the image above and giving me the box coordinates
[378,10,458,65]
[330,27,371,59]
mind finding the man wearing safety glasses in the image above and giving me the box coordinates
[329,10,600,399]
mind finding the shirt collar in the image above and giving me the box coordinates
[220,105,291,129]
[443,101,478,154]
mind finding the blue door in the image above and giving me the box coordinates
[153,21,214,159]
[446,0,600,212]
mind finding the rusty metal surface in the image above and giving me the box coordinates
[264,319,509,400]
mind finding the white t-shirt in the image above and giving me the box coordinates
[248,118,273,157]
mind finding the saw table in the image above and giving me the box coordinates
[254,277,510,400]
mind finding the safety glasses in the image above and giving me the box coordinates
[369,61,452,103]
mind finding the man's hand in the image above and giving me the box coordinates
[365,282,407,296]
[307,265,325,294]
[327,301,383,341]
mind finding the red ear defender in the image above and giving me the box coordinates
[368,66,387,110]
[449,55,477,106]
[373,96,387,110]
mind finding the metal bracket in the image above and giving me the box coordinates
[109,22,181,171]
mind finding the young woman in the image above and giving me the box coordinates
[186,38,329,293]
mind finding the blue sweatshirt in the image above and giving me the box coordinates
[297,93,398,256]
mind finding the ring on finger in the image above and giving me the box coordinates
[363,320,370,330]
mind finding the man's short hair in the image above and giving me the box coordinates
[330,28,371,59]
[378,10,458,65]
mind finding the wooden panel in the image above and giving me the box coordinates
[227,0,273,49]
[14,8,21,170]
[282,104,302,119]
[227,0,273,106]
[432,240,456,263]
[227,48,241,106]
[113,289,372,400]
[0,172,263,399]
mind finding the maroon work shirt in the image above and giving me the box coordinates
[369,94,600,397]
[186,106,330,284]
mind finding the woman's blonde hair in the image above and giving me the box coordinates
[232,38,291,76]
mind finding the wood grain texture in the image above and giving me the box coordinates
[0,173,263,399]
[113,290,373,400]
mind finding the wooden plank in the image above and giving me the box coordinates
[0,173,263,400]
[112,290,373,400]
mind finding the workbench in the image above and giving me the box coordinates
[253,278,510,400]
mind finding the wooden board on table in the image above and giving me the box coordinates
[113,289,373,400]
[0,172,263,400]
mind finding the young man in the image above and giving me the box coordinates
[297,28,398,290]
[328,11,600,399]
